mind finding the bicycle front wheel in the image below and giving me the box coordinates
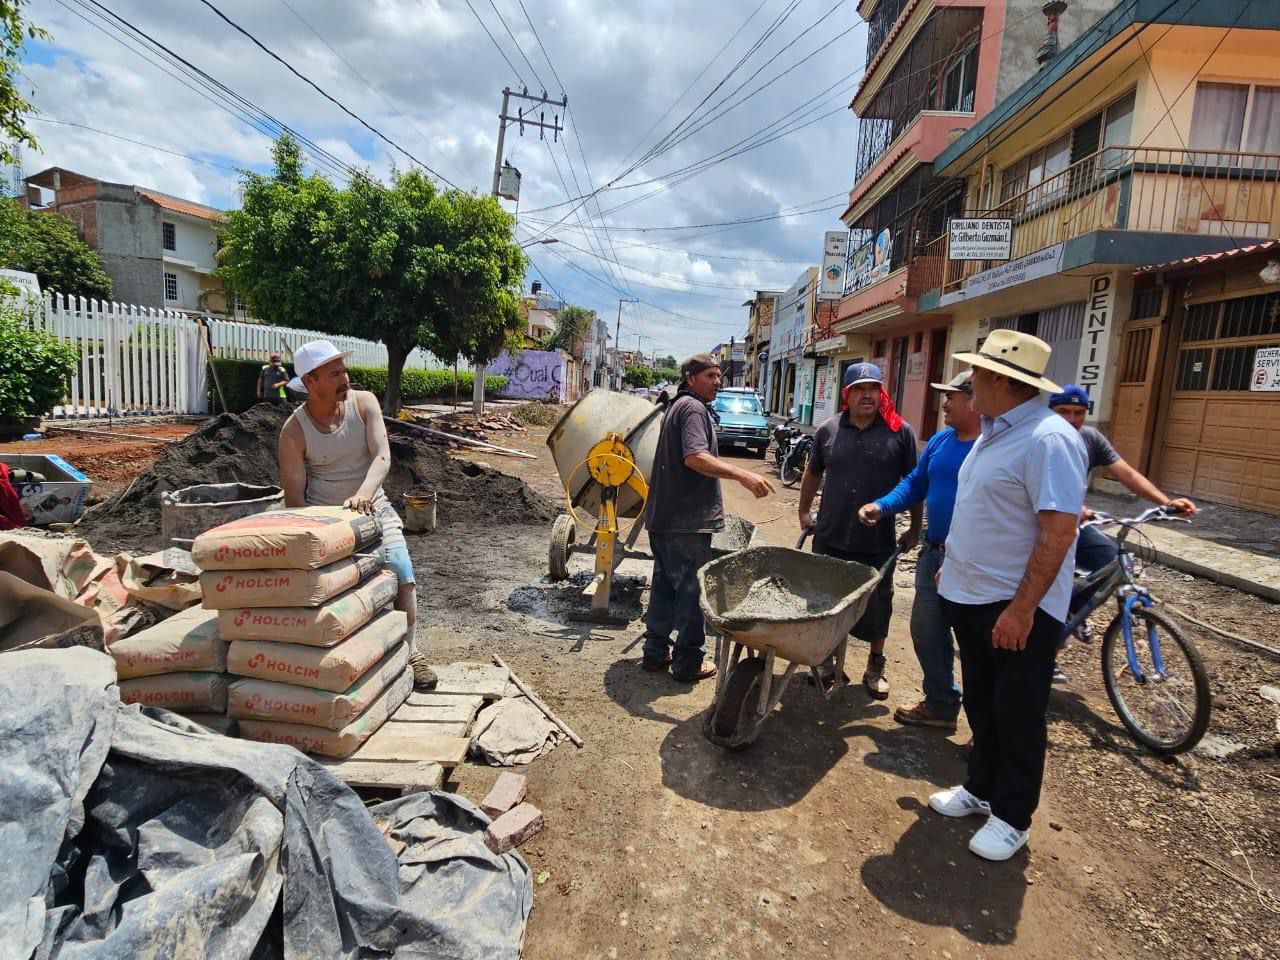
[1101,605,1211,755]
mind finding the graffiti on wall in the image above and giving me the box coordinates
[485,350,567,401]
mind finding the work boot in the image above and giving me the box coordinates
[863,653,889,700]
[672,660,717,683]
[409,650,438,690]
[894,701,957,731]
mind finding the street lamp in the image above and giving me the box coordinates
[520,237,560,249]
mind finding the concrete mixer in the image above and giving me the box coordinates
[544,389,757,622]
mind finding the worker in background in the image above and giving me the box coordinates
[640,353,773,683]
[258,353,290,402]
[277,340,433,688]
[798,362,921,699]
[931,330,1087,862]
[858,371,979,730]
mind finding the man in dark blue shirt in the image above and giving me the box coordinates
[860,372,979,729]
[799,362,919,698]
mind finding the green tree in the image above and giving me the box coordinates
[219,136,527,413]
[0,282,78,423]
[658,354,678,370]
[623,364,655,388]
[0,200,113,299]
[0,1,48,168]
[543,303,592,354]
[655,366,680,384]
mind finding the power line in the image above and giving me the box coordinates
[487,0,547,92]
[194,0,460,188]
[277,0,463,183]
[27,116,241,170]
[460,0,526,85]
[63,0,362,184]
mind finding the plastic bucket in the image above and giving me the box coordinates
[404,490,437,533]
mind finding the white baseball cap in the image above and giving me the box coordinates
[286,339,354,393]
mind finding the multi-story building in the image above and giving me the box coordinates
[833,0,1116,439]
[767,268,818,418]
[22,166,241,317]
[743,289,781,398]
[913,0,1280,511]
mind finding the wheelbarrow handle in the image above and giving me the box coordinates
[796,527,813,550]
[879,549,902,578]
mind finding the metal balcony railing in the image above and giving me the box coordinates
[911,145,1280,295]
[866,0,911,63]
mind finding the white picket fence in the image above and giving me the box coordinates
[29,295,450,419]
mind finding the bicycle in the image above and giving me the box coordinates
[1064,505,1211,755]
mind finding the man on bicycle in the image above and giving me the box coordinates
[1049,384,1196,648]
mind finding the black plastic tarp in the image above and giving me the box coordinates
[0,648,532,959]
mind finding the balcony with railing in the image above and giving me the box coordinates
[853,6,983,186]
[865,0,911,63]
[910,145,1280,299]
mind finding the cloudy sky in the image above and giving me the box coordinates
[20,0,866,359]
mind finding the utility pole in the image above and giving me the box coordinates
[729,335,736,387]
[476,86,567,414]
[614,297,636,391]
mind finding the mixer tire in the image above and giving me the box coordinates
[549,514,575,581]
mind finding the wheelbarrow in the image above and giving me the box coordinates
[697,533,894,749]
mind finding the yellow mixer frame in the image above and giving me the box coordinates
[554,432,649,622]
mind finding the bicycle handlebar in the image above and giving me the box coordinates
[1080,504,1192,538]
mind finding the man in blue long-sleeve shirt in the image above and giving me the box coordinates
[858,371,979,730]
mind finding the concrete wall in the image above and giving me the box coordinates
[997,0,1128,103]
[165,217,218,271]
[94,184,163,307]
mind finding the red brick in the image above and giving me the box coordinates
[480,772,528,819]
[484,802,543,854]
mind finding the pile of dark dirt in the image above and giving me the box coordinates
[77,403,557,553]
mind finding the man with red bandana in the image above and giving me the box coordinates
[798,362,921,697]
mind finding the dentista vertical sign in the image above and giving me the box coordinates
[1076,274,1114,421]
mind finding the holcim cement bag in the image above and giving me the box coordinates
[192,506,381,571]
[226,610,406,692]
[228,641,409,729]
[199,552,382,609]
[108,606,227,680]
[118,672,229,713]
[216,570,398,646]
[237,667,413,758]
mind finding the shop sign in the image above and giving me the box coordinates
[1252,347,1280,391]
[1075,274,1115,420]
[962,242,1065,299]
[906,352,926,381]
[819,231,848,301]
[814,334,848,353]
[843,228,893,295]
[949,218,1012,261]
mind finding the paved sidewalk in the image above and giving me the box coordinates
[1087,489,1280,602]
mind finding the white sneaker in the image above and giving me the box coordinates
[928,785,992,818]
[968,815,1029,861]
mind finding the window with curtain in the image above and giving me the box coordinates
[1188,82,1248,155]
[1247,86,1280,154]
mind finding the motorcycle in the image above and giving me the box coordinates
[780,430,813,488]
[771,415,801,471]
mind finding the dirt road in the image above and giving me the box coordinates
[20,411,1273,958]
[426,425,1276,960]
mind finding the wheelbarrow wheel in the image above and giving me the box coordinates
[548,514,575,581]
[710,656,768,747]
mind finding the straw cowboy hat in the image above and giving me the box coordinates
[951,328,1061,393]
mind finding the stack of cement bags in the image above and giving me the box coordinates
[111,604,234,734]
[193,506,413,757]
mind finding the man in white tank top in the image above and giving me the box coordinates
[278,340,433,687]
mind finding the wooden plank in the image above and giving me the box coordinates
[395,702,480,725]
[320,759,444,792]
[405,691,484,711]
[429,662,509,699]
[349,724,471,766]
[383,719,470,737]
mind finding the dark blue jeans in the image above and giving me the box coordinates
[1068,525,1121,621]
[911,542,961,720]
[642,531,714,677]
